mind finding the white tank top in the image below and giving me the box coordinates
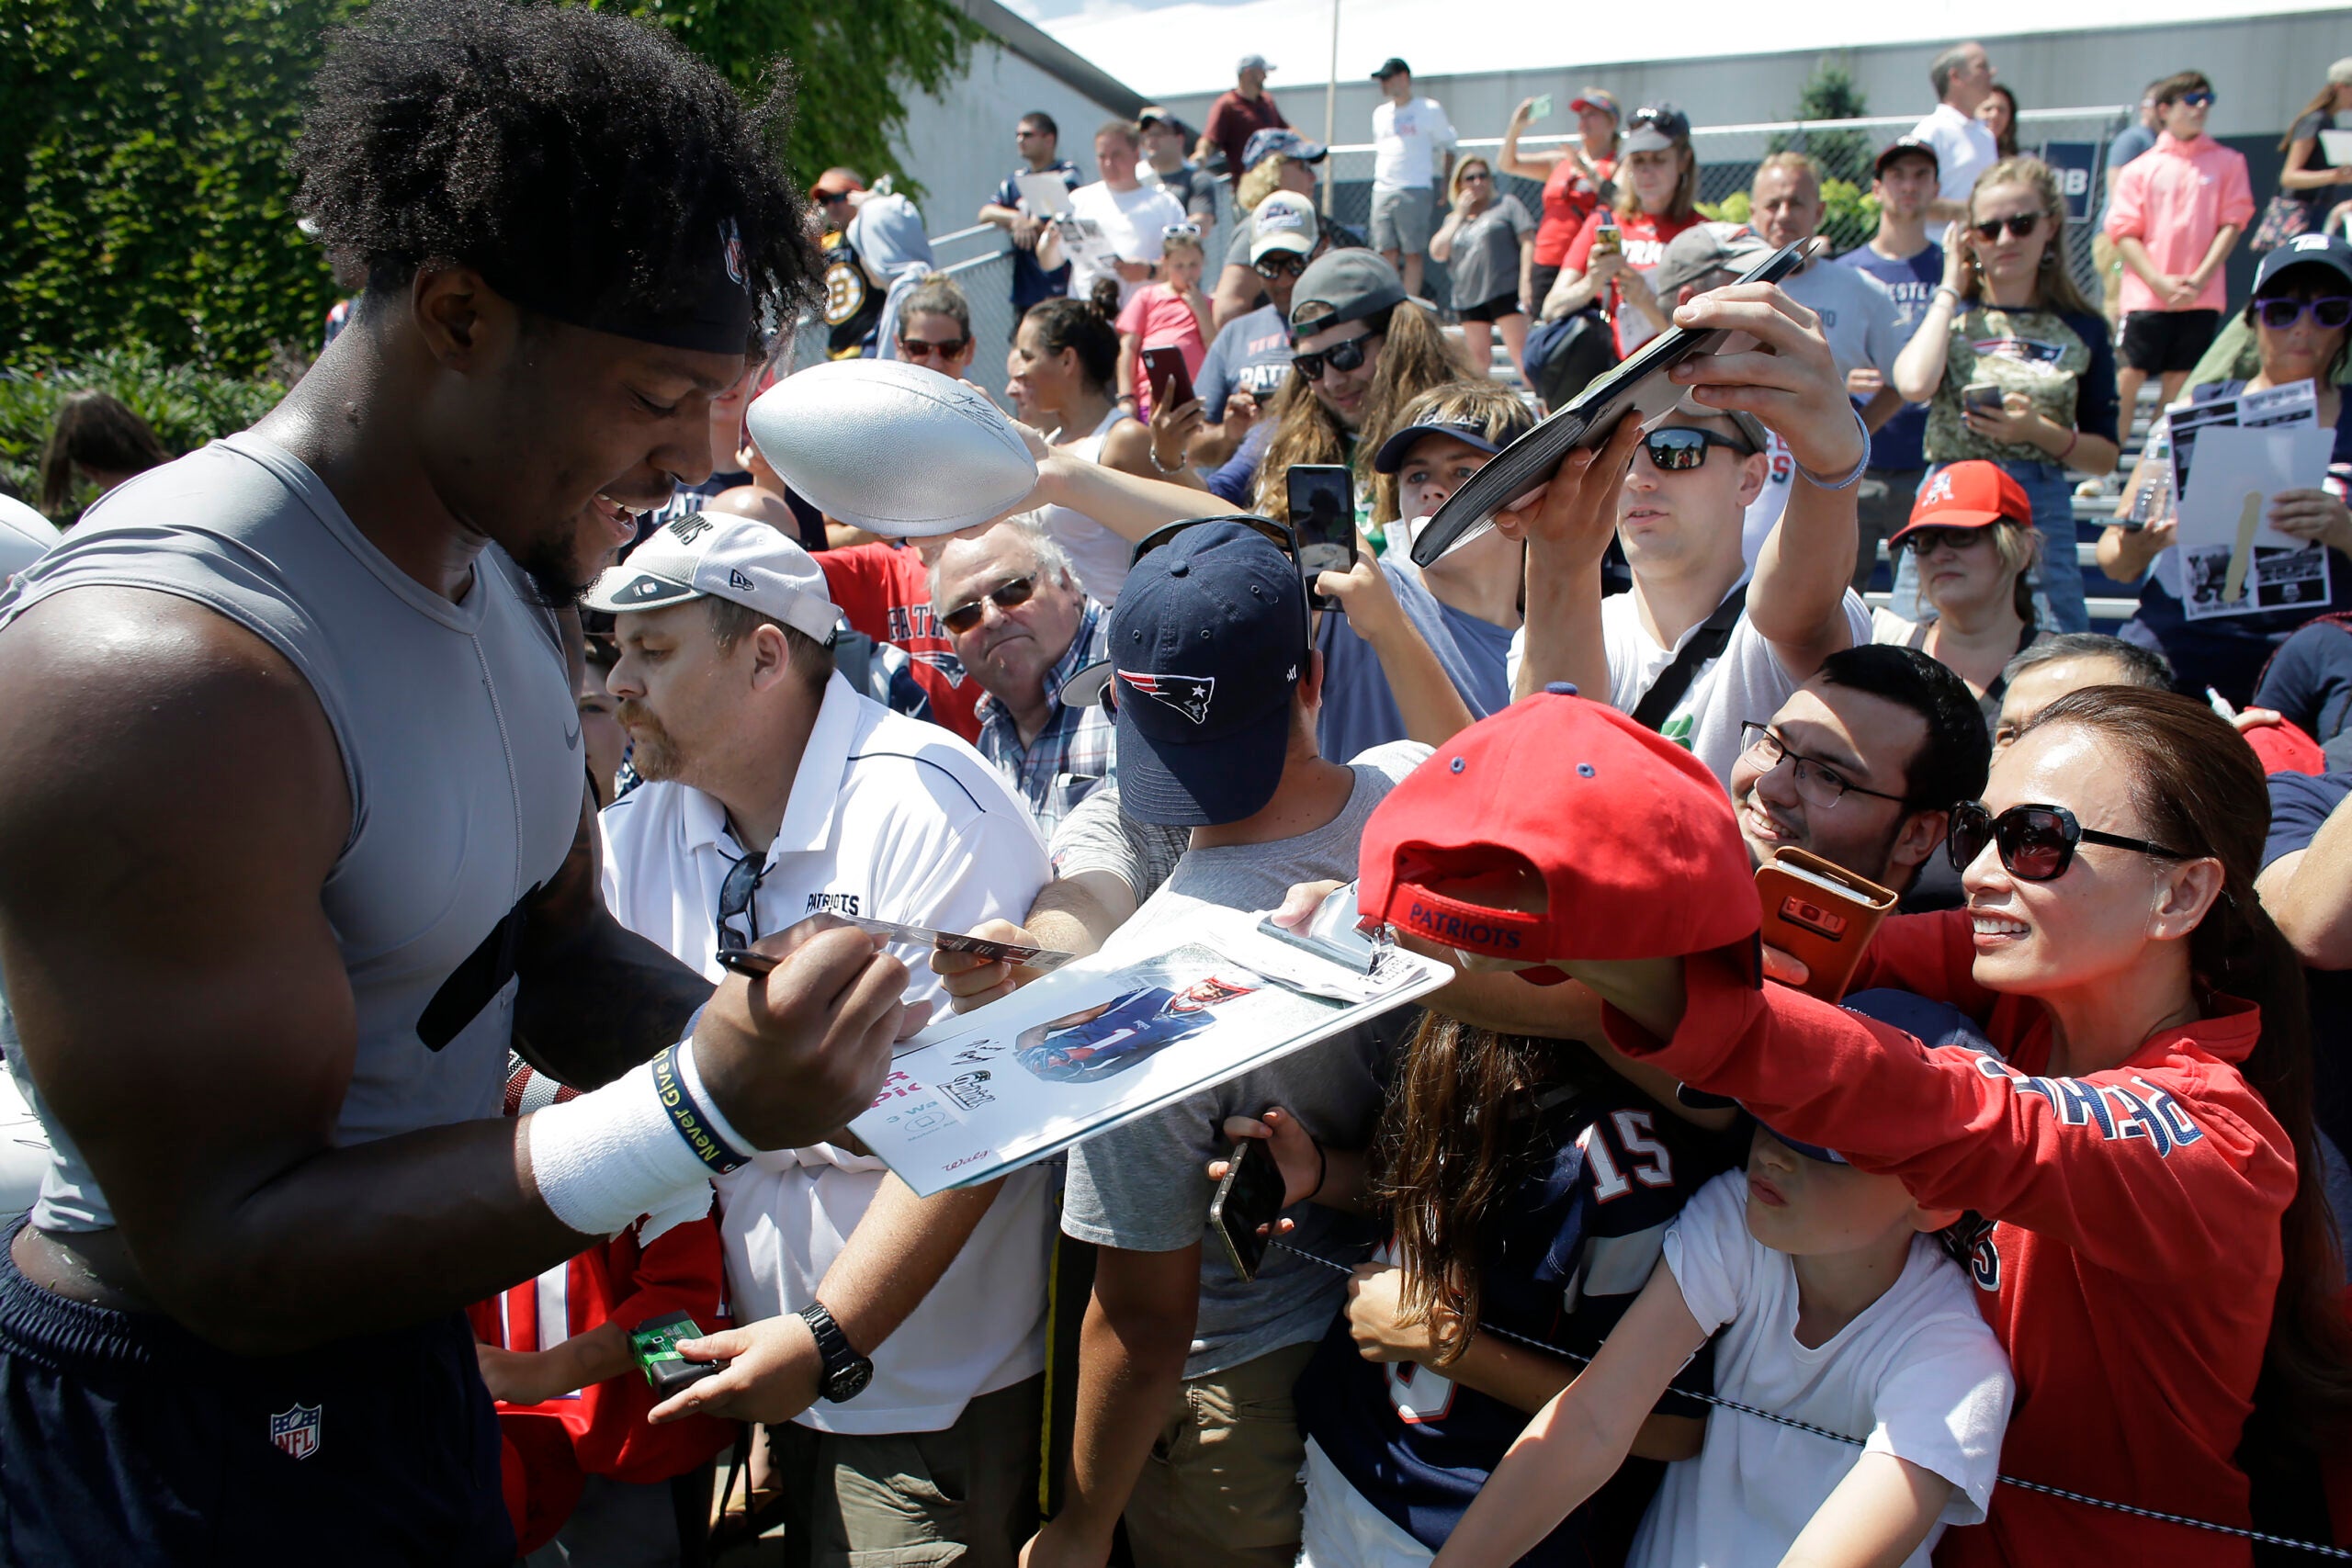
[0,434,583,1232]
[1037,407,1136,604]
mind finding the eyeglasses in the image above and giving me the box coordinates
[1971,212,2042,242]
[1253,253,1309,280]
[1739,723,1910,810]
[2177,90,2215,107]
[1641,426,1755,471]
[2254,296,2352,331]
[898,334,970,363]
[1946,801,2187,880]
[716,851,770,953]
[1904,525,1994,555]
[1162,222,1203,240]
[1461,171,1493,182]
[1292,333,1374,382]
[940,574,1037,635]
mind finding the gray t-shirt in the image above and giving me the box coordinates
[1060,741,1431,1378]
[1444,194,1533,311]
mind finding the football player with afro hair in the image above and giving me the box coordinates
[0,3,921,1560]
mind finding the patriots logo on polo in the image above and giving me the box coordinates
[729,568,756,592]
[1918,469,1957,508]
[719,217,748,290]
[1119,671,1216,724]
[269,1402,322,1461]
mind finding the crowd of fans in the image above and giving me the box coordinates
[4,6,2352,1568]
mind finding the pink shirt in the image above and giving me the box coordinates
[2103,132,2255,314]
[1115,283,1205,418]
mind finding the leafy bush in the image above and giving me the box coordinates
[0,348,286,520]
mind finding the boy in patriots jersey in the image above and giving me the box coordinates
[1226,1017,1725,1568]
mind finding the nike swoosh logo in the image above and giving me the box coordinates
[564,714,582,751]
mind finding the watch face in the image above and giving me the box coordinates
[825,1359,875,1402]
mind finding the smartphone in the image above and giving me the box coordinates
[1529,94,1554,122]
[1286,464,1358,612]
[1209,1136,1287,1281]
[1141,345,1194,412]
[1753,848,1898,1001]
[1962,382,2005,418]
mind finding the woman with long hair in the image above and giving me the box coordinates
[38,390,169,522]
[1007,293,1204,603]
[2271,61,2352,243]
[2102,234,2352,705]
[1975,84,2020,159]
[1536,103,1702,357]
[1540,685,2352,1566]
[1892,157,2120,634]
[1501,88,1621,313]
[1871,458,2048,727]
[1428,157,1534,380]
[1250,254,1459,530]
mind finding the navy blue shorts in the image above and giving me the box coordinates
[0,1221,514,1565]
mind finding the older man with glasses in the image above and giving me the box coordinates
[585,513,1057,1568]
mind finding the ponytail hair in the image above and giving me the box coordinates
[2024,687,2352,1442]
[1021,292,1120,397]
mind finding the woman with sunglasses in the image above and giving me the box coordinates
[1566,684,2352,1567]
[1892,157,2120,634]
[1428,157,1534,381]
[1008,295,1208,604]
[1538,103,1703,359]
[1501,89,1621,316]
[2103,235,2352,706]
[1871,458,2047,728]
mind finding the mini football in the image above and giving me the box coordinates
[746,358,1038,538]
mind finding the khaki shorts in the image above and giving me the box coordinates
[769,1374,1044,1568]
[1123,1341,1318,1568]
[1370,186,1435,256]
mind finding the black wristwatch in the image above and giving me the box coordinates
[797,1301,875,1403]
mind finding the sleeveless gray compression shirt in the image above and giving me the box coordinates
[0,433,583,1232]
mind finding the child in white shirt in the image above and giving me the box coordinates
[1436,1111,2015,1568]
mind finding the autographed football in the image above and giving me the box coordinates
[746,358,1037,538]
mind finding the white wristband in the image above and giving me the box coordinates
[526,1039,751,1238]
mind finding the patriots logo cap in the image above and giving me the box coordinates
[1108,520,1309,827]
[583,513,842,645]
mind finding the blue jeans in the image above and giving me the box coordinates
[1891,458,2088,632]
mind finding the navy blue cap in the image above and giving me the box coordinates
[2254,232,2352,298]
[1243,127,1328,171]
[1373,420,1505,474]
[1750,988,1995,1163]
[1109,522,1308,826]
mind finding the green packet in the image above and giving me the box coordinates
[628,1310,728,1395]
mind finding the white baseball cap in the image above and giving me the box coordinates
[1250,191,1320,262]
[583,512,842,644]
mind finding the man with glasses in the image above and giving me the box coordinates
[928,518,1114,837]
[1193,190,1322,475]
[1012,520,1429,1568]
[2105,72,2254,423]
[1509,283,1874,789]
[587,515,1057,1568]
[980,111,1081,317]
[1908,41,1998,236]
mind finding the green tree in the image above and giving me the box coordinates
[1765,60,1878,253]
[0,0,983,377]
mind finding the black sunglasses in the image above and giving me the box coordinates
[940,574,1036,634]
[898,334,970,362]
[1292,334,1373,382]
[2177,90,2215,107]
[2254,296,2352,332]
[1971,212,2042,242]
[1254,253,1309,281]
[1947,801,2188,880]
[1903,525,1994,555]
[716,852,769,953]
[1640,426,1755,471]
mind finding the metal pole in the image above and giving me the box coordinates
[1321,0,1339,217]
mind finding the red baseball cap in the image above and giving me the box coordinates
[1358,684,1758,983]
[1887,459,2029,550]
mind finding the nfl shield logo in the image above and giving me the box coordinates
[269,1402,322,1461]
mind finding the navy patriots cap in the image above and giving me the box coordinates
[1108,521,1306,827]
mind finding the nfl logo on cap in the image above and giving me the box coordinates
[1917,469,1957,508]
[270,1402,322,1461]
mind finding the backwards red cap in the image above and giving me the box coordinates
[1359,684,1758,979]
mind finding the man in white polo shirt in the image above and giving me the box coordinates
[1908,41,1999,237]
[583,512,1054,1568]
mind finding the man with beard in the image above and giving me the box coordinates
[0,5,916,1559]
[588,515,1056,1567]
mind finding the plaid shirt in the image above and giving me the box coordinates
[975,601,1115,839]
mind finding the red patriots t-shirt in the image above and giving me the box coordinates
[819,542,982,741]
